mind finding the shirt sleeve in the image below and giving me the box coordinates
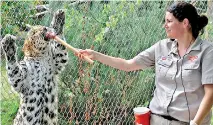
[202,47,213,84]
[133,42,158,69]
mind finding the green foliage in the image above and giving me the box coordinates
[1,1,46,60]
[1,1,38,35]
[0,99,19,125]
[205,22,213,39]
[194,1,208,14]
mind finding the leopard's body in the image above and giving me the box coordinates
[1,10,68,125]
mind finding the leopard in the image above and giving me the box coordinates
[1,9,68,125]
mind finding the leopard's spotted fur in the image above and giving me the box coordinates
[1,9,68,125]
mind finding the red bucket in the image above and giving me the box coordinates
[133,107,150,125]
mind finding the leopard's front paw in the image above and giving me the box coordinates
[1,34,17,59]
[51,9,65,35]
[55,9,65,19]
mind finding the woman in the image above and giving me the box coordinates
[79,2,213,125]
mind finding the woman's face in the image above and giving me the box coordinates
[164,12,185,39]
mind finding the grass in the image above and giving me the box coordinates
[0,99,19,125]
[0,61,19,125]
[0,61,19,100]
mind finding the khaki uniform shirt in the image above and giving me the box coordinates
[133,38,213,123]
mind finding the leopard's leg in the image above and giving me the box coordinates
[50,9,68,74]
[50,9,65,36]
[1,34,28,93]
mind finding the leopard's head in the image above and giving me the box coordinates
[22,25,52,57]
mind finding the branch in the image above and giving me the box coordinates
[69,0,88,6]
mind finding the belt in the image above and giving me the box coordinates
[152,113,179,121]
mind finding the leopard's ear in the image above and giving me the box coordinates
[26,24,32,31]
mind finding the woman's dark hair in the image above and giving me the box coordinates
[167,2,208,38]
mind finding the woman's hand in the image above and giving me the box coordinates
[78,49,96,60]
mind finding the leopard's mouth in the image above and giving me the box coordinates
[42,27,50,41]
[43,33,49,41]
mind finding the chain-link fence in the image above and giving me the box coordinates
[1,1,213,125]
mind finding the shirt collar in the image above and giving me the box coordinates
[169,37,202,55]
[191,37,202,51]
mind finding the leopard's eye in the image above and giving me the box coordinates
[30,30,36,35]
